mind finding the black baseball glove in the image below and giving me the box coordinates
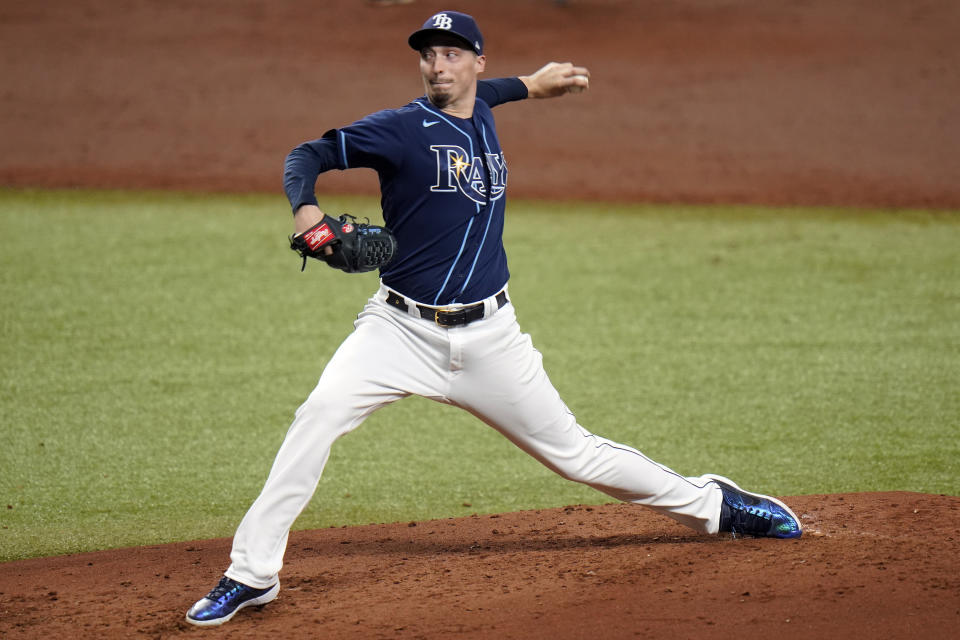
[289,214,397,274]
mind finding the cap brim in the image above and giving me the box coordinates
[408,29,479,55]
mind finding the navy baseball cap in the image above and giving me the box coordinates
[408,11,484,56]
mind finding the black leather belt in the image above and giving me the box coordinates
[385,290,508,327]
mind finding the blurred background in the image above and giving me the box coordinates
[2,0,959,208]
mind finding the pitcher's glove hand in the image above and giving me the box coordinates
[289,214,397,274]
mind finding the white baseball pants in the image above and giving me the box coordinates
[226,284,723,588]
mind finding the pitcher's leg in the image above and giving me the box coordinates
[225,379,388,587]
[451,307,722,533]
[227,302,446,586]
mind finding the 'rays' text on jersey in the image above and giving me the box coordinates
[429,145,507,204]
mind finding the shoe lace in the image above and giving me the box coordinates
[729,505,773,537]
[205,577,239,601]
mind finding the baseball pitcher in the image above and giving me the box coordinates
[186,10,801,627]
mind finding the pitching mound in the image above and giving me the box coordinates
[2,492,958,638]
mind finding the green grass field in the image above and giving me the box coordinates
[1,188,957,562]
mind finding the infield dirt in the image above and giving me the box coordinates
[1,1,958,638]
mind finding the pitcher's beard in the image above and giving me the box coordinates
[428,91,451,109]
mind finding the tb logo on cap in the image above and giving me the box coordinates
[431,13,453,30]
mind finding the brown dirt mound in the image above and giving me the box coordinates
[2,493,958,638]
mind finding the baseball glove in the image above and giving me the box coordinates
[290,214,397,274]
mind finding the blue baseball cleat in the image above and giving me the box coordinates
[185,576,279,627]
[706,474,803,539]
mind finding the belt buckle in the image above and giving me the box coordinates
[434,306,462,327]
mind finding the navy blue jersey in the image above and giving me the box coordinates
[284,78,528,306]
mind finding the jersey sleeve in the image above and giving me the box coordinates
[477,78,529,108]
[282,109,407,212]
[283,134,339,212]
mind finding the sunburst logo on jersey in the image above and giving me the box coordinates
[451,153,471,179]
